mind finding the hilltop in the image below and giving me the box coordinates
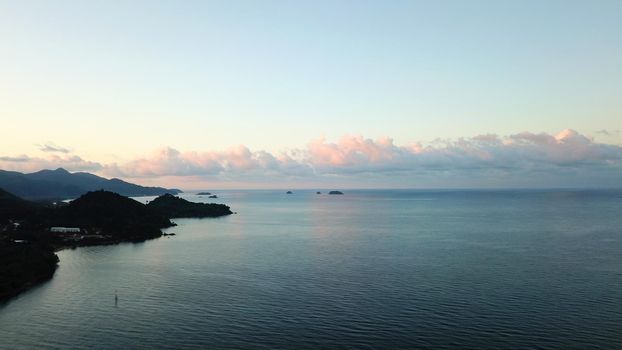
[52,190,175,241]
[0,168,182,200]
[0,188,37,223]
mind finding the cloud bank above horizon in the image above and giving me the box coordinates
[1,129,621,189]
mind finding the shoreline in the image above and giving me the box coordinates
[1,233,167,305]
[1,190,232,306]
[0,268,57,306]
[52,232,166,252]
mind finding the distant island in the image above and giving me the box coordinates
[197,192,211,195]
[329,191,344,195]
[0,168,182,200]
[0,189,231,303]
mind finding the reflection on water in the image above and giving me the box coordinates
[1,189,622,349]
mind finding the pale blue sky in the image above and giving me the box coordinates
[1,0,621,188]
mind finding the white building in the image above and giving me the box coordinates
[50,227,81,233]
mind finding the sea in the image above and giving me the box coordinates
[1,189,621,349]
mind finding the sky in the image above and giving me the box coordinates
[1,0,621,189]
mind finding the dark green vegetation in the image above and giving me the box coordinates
[0,241,58,302]
[329,191,344,195]
[0,168,182,200]
[53,191,175,241]
[147,194,231,218]
[0,189,231,303]
[0,188,36,222]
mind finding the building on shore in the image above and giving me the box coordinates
[50,227,81,233]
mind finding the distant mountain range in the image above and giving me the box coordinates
[0,168,182,200]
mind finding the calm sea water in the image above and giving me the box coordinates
[1,189,622,349]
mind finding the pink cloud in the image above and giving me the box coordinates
[303,129,622,175]
[2,130,621,188]
[103,145,313,178]
[307,135,400,168]
[98,129,622,178]
[106,147,223,177]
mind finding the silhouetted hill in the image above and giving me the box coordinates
[147,193,233,218]
[0,188,37,222]
[0,240,58,302]
[0,188,57,302]
[0,168,182,200]
[0,189,234,302]
[0,188,27,204]
[53,190,174,240]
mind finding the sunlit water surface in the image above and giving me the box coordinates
[1,190,622,349]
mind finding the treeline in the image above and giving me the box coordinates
[147,193,233,218]
[0,241,59,302]
[2,190,233,241]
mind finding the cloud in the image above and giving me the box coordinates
[104,145,313,178]
[307,135,400,168]
[1,142,100,173]
[0,155,30,162]
[303,129,622,175]
[105,147,223,178]
[37,142,71,153]
[101,129,622,179]
[595,129,621,136]
[2,129,622,187]
[0,154,102,173]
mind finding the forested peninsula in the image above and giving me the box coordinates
[0,189,232,303]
